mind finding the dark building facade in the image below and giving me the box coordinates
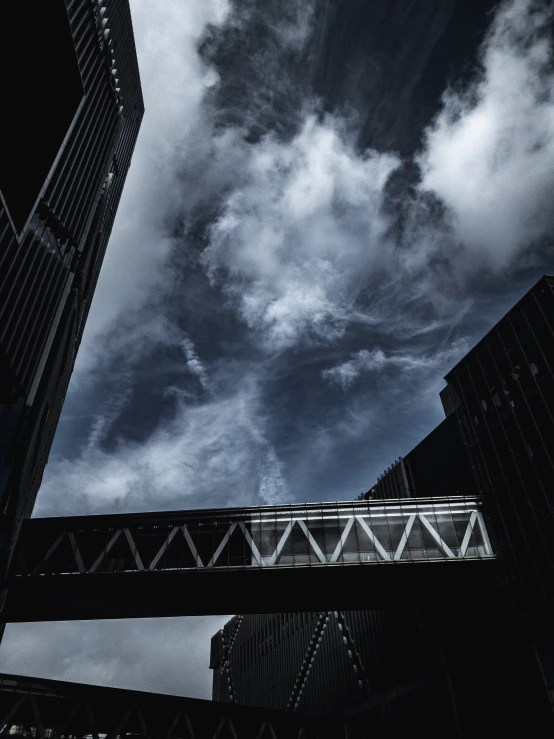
[0,1,143,590]
[211,276,554,737]
[210,611,457,733]
[442,277,554,614]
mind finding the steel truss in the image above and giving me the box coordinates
[14,497,492,576]
[2,497,495,621]
[0,673,334,739]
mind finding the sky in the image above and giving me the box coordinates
[1,0,554,701]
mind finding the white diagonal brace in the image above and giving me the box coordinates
[164,711,182,739]
[296,519,326,563]
[459,510,478,557]
[68,532,86,573]
[183,525,203,568]
[136,707,149,736]
[238,522,262,565]
[419,514,455,558]
[394,514,416,560]
[89,530,122,573]
[257,721,278,739]
[330,516,355,563]
[32,533,64,575]
[105,705,134,739]
[266,520,294,566]
[213,718,225,739]
[50,701,84,739]
[124,529,144,570]
[356,517,391,561]
[85,701,99,739]
[30,696,45,739]
[207,523,238,568]
[149,526,180,570]
[213,717,238,739]
[183,713,195,739]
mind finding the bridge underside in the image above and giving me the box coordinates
[3,497,496,622]
[4,555,496,621]
[0,673,333,738]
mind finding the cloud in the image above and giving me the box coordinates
[75,0,554,383]
[418,0,554,269]
[74,0,231,375]
[203,116,399,351]
[323,349,395,390]
[181,338,210,391]
[199,0,554,359]
[47,0,554,521]
[85,371,134,450]
[322,342,470,391]
[36,370,287,517]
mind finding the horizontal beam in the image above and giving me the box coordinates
[2,558,497,622]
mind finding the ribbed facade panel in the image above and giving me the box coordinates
[0,0,143,584]
[444,275,554,612]
[210,610,424,718]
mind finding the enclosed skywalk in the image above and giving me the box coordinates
[3,497,496,621]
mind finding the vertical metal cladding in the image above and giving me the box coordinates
[1,0,143,403]
[0,0,143,579]
[211,611,419,717]
[363,458,411,501]
[443,275,554,612]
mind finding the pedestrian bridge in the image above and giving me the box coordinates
[3,496,496,621]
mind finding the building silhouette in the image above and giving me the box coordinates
[0,0,144,591]
[210,276,554,737]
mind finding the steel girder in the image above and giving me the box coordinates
[2,497,496,621]
[0,673,334,738]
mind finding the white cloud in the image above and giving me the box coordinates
[201,0,554,359]
[85,371,134,450]
[36,371,287,517]
[323,342,469,391]
[203,116,399,351]
[75,0,231,375]
[418,0,554,269]
[70,314,183,395]
[76,0,554,377]
[322,349,389,389]
[181,338,210,391]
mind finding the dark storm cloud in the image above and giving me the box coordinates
[3,0,554,701]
